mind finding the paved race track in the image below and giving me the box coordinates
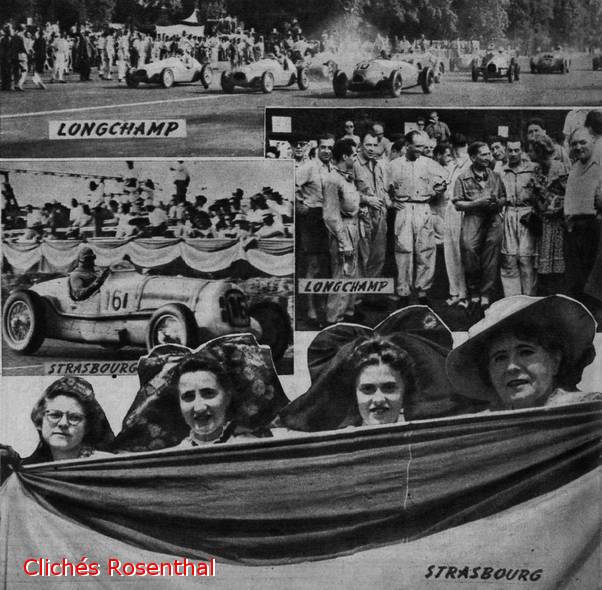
[1,54,600,158]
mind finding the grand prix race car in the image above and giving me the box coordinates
[220,56,310,93]
[400,52,446,83]
[530,50,570,73]
[471,50,520,82]
[2,263,291,361]
[333,56,434,98]
[125,56,213,89]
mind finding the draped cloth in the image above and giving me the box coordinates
[1,237,293,277]
[1,402,600,575]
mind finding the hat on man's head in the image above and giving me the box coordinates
[446,295,597,402]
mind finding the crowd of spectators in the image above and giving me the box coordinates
[0,12,479,91]
[290,108,601,327]
[1,162,293,242]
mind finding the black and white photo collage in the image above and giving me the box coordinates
[1,2,601,589]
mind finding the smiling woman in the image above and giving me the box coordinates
[446,295,602,410]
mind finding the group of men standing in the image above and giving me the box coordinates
[295,111,601,327]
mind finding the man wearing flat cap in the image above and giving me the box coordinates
[69,247,110,301]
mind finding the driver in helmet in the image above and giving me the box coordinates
[69,247,110,301]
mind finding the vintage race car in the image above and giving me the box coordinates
[530,50,570,73]
[2,263,291,361]
[471,50,520,82]
[220,57,310,93]
[333,56,434,98]
[125,56,213,89]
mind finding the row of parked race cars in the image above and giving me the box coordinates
[124,46,596,95]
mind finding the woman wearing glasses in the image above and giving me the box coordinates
[1,377,114,483]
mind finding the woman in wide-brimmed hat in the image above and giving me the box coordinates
[446,295,601,410]
[279,306,463,432]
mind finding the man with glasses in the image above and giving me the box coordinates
[389,130,447,305]
[341,120,360,147]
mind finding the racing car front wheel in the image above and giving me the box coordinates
[333,71,348,98]
[250,301,291,363]
[261,71,275,93]
[297,66,310,90]
[146,303,198,350]
[388,70,403,97]
[200,64,213,89]
[125,71,139,88]
[221,72,235,93]
[507,66,515,83]
[471,67,479,82]
[420,67,434,93]
[160,68,175,88]
[2,290,46,354]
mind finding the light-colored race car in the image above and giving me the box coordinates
[220,56,310,93]
[2,263,291,361]
[125,56,213,89]
[299,51,339,81]
[471,50,520,82]
[333,56,435,98]
[530,50,570,73]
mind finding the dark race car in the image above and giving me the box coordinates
[471,49,520,83]
[530,49,571,74]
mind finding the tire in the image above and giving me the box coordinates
[388,70,403,97]
[125,71,139,88]
[2,290,46,354]
[260,71,274,93]
[221,71,235,93]
[200,64,212,88]
[471,66,479,81]
[249,301,291,363]
[515,64,520,80]
[563,60,569,74]
[146,303,198,351]
[507,65,515,83]
[420,67,434,93]
[530,62,536,74]
[333,70,348,97]
[297,66,309,90]
[160,68,175,88]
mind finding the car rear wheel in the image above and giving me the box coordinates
[333,70,348,97]
[249,301,291,363]
[125,70,139,88]
[297,66,310,90]
[507,65,515,83]
[200,64,213,88]
[563,60,569,73]
[471,66,479,81]
[261,71,274,93]
[2,290,46,354]
[146,303,198,350]
[221,71,235,93]
[420,67,434,93]
[160,68,175,88]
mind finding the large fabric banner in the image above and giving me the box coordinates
[2,238,293,277]
[1,404,600,570]
[1,467,597,589]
